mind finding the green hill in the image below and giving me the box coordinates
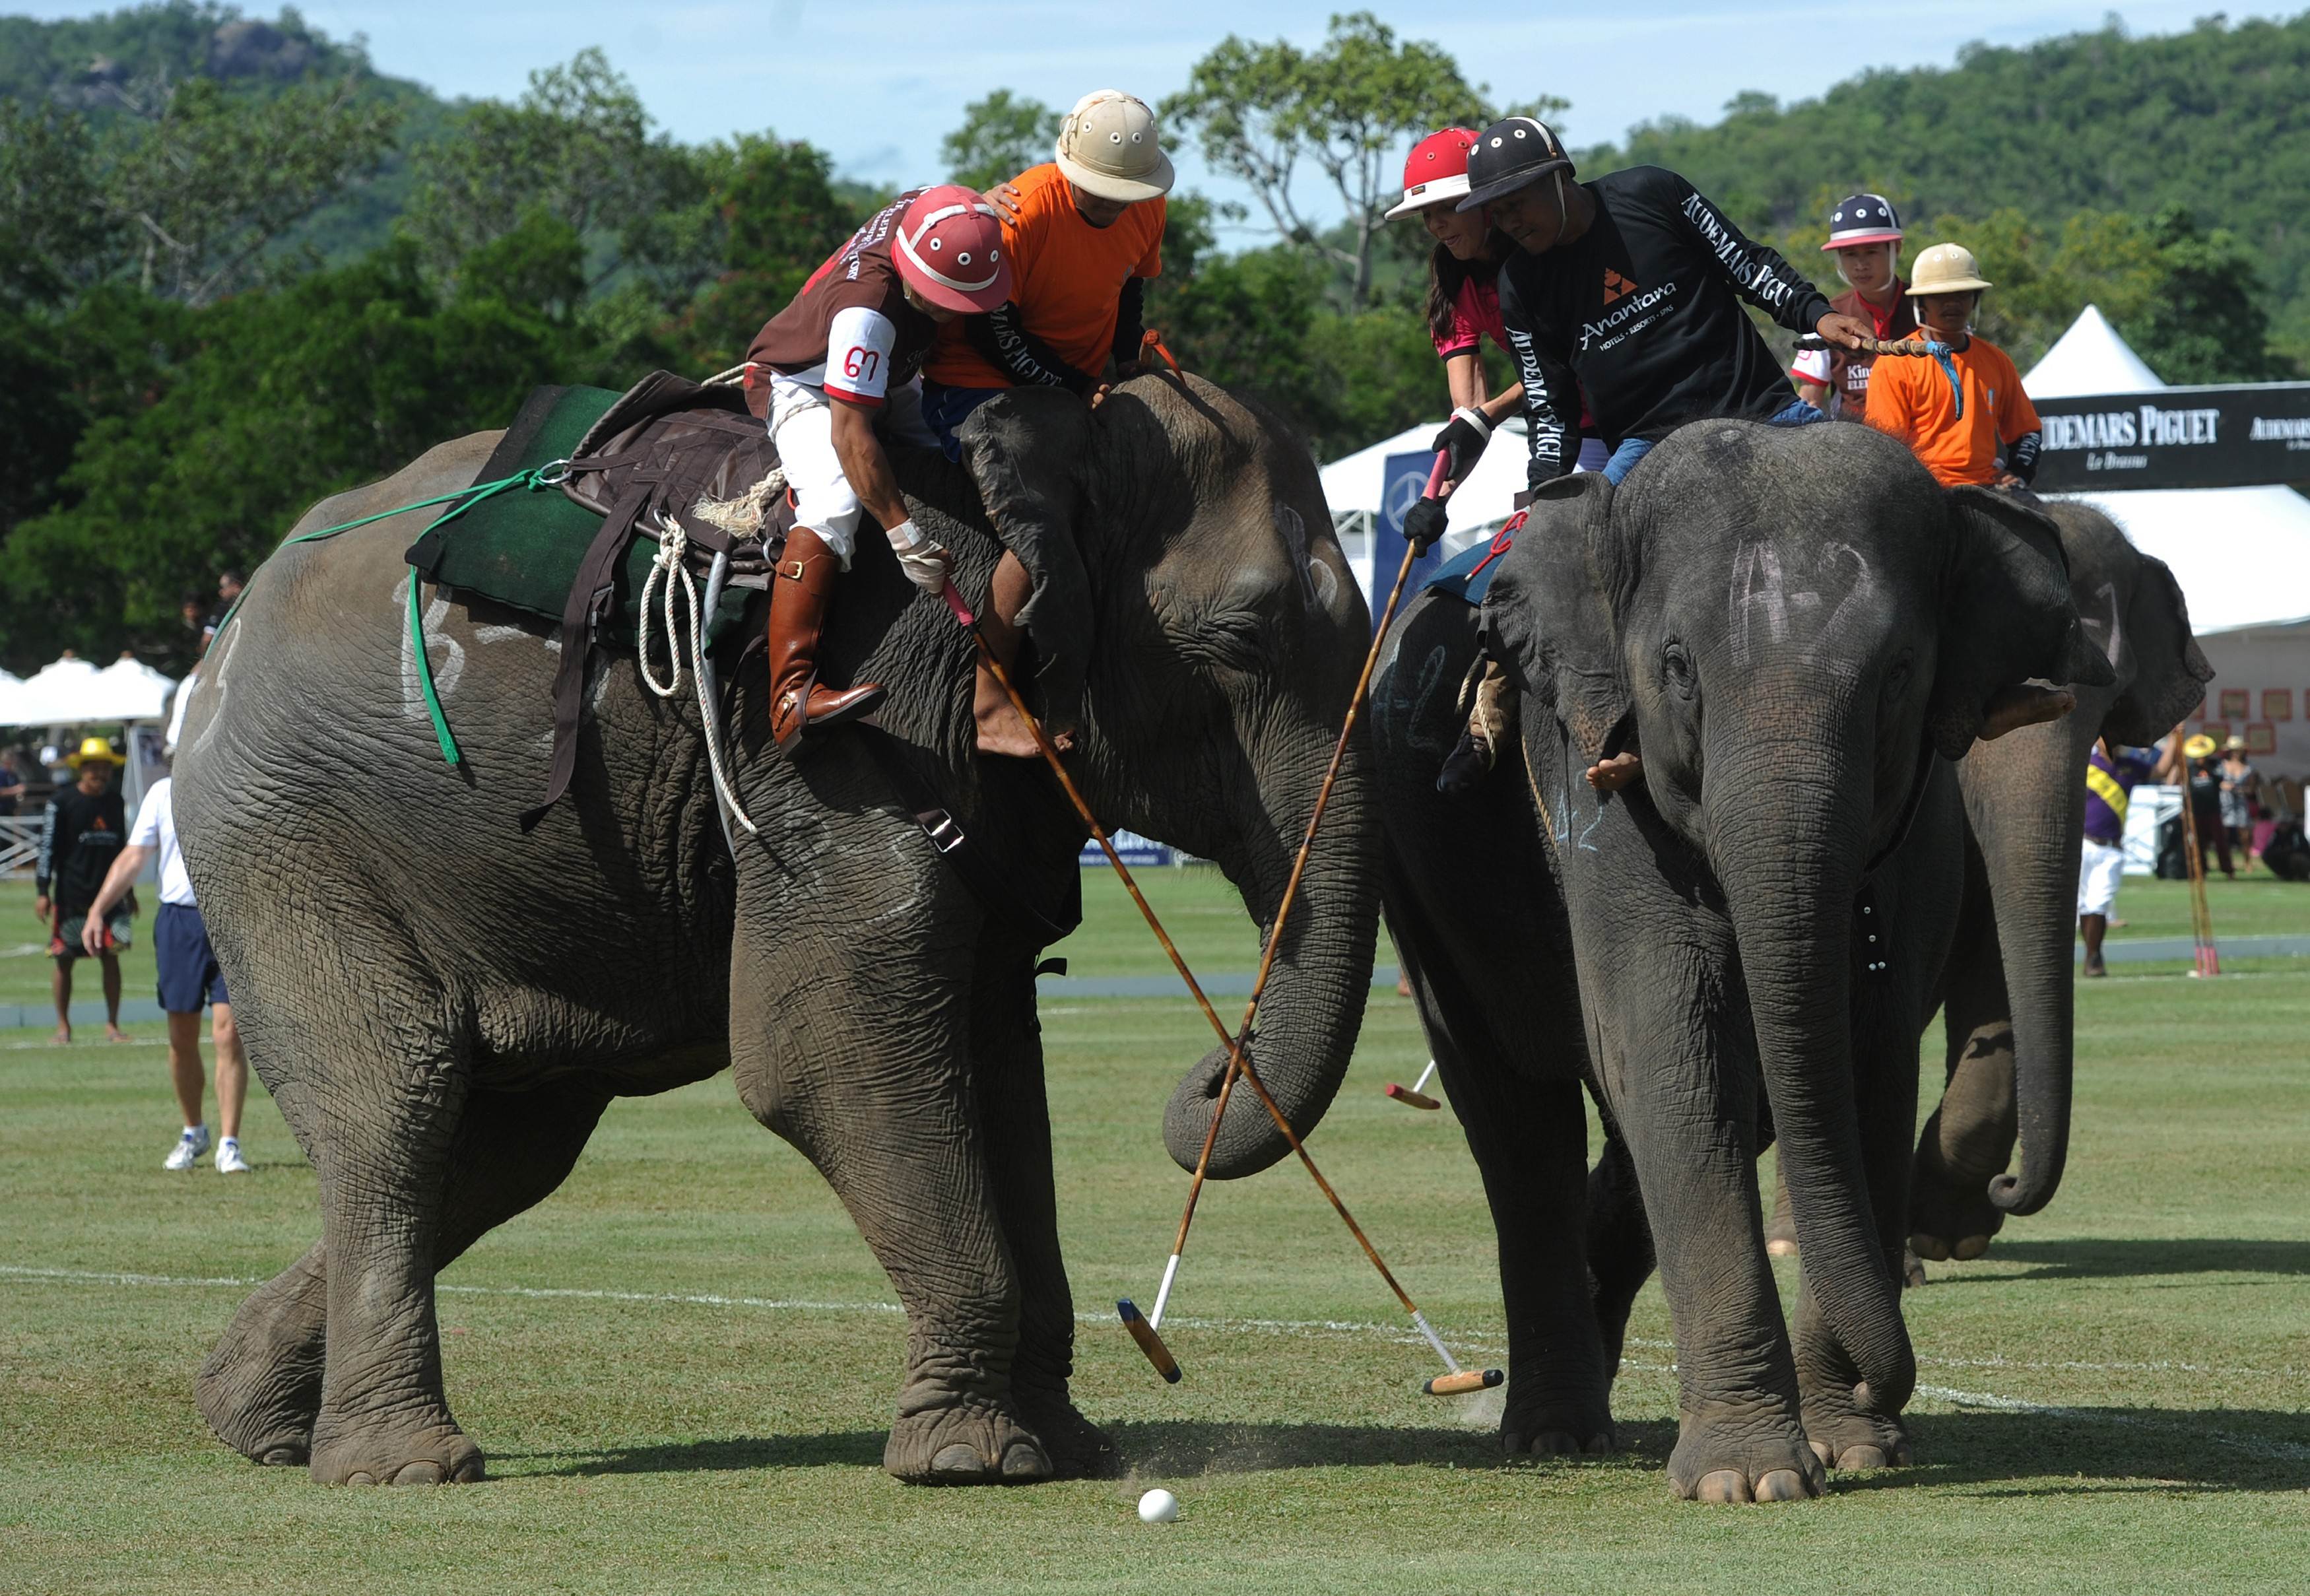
[1583,13,2310,361]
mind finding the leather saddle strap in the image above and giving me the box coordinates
[521,478,654,832]
[855,731,1075,948]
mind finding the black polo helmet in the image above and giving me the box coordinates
[1457,116,1575,211]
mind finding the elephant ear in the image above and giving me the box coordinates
[2104,550,2215,745]
[1928,484,2118,760]
[1479,471,1631,760]
[955,388,1094,732]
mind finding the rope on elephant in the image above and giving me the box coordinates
[635,515,758,834]
[213,463,572,768]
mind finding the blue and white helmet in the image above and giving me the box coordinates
[1822,192,1902,251]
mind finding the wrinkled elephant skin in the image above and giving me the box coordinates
[1376,421,2101,1500]
[176,376,1381,1486]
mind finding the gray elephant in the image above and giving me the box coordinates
[174,375,1380,1487]
[1374,419,2107,1500]
[1903,500,2210,1261]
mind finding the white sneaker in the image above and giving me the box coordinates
[214,1139,253,1175]
[164,1126,211,1171]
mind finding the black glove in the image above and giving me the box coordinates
[1430,405,1493,483]
[1404,494,1449,554]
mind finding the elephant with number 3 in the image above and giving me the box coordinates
[1376,419,2109,1500]
[174,374,1382,1487]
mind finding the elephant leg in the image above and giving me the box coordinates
[733,934,1048,1486]
[968,956,1115,1479]
[198,1084,613,1469]
[1910,831,2016,1261]
[1585,1122,1655,1387]
[1592,958,1820,1503]
[1393,850,1611,1457]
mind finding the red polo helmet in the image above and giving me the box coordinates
[1385,127,1480,220]
[894,185,1014,314]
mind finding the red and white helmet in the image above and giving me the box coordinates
[894,185,1014,314]
[1384,127,1480,220]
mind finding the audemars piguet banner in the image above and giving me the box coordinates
[2031,382,2310,491]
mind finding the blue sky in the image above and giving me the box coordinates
[15,1,2297,240]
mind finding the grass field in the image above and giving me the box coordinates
[3,867,2307,1593]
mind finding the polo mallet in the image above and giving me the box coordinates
[940,455,1496,1397]
[1795,333,1964,419]
[1131,451,1497,1397]
[1385,1060,1441,1111]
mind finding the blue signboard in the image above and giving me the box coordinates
[1080,830,1176,869]
[1373,450,1447,634]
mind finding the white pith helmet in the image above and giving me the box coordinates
[1054,90,1174,203]
[1905,242,1994,296]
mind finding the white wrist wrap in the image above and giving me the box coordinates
[885,517,924,550]
[1453,405,1492,440]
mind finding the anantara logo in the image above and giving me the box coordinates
[1600,268,1637,305]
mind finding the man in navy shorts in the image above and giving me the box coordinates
[83,775,251,1172]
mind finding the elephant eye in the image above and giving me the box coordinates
[1883,649,1915,704]
[1184,607,1268,673]
[1661,638,1696,700]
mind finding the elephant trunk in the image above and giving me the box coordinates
[1163,734,1381,1180]
[1712,727,1915,1408]
[1960,722,2088,1215]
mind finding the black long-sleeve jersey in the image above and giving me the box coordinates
[1496,166,1835,484]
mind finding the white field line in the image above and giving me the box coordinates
[11,1263,2309,1461]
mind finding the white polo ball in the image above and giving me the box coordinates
[1137,1487,1179,1523]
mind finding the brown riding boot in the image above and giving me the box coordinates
[766,525,884,753]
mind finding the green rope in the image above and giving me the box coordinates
[406,569,461,765]
[210,463,566,768]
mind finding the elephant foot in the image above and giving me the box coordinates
[1014,1390,1121,1480]
[886,1398,1053,1486]
[197,1253,327,1465]
[1500,1389,1616,1458]
[1802,1405,1913,1474]
[1666,1407,1825,1504]
[1903,1249,1929,1290]
[309,1419,484,1486]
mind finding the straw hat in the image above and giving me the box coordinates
[2183,733,2218,759]
[2225,734,2249,752]
[65,736,123,768]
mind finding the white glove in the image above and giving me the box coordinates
[885,518,951,595]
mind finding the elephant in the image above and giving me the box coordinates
[172,373,1381,1487]
[1373,418,2108,1501]
[1902,500,2211,1261]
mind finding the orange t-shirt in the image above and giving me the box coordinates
[923,163,1164,390]
[1863,335,2041,487]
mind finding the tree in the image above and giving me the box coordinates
[0,102,120,305]
[93,72,397,304]
[942,90,1061,191]
[403,48,696,294]
[1163,12,1490,306]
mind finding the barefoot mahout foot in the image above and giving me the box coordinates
[1670,1410,1825,1503]
[885,1399,1054,1485]
[1584,751,1643,792]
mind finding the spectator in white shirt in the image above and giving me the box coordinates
[83,776,251,1173]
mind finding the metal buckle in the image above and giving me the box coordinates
[922,810,966,854]
[532,457,572,486]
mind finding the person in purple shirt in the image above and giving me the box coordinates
[2080,739,2158,976]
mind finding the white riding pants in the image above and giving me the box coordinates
[766,376,935,569]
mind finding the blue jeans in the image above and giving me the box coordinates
[1600,397,1825,486]
[920,382,1008,462]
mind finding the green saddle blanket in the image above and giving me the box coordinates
[406,383,756,648]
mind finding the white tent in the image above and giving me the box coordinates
[0,653,181,849]
[2027,309,2310,777]
[1321,417,1534,612]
